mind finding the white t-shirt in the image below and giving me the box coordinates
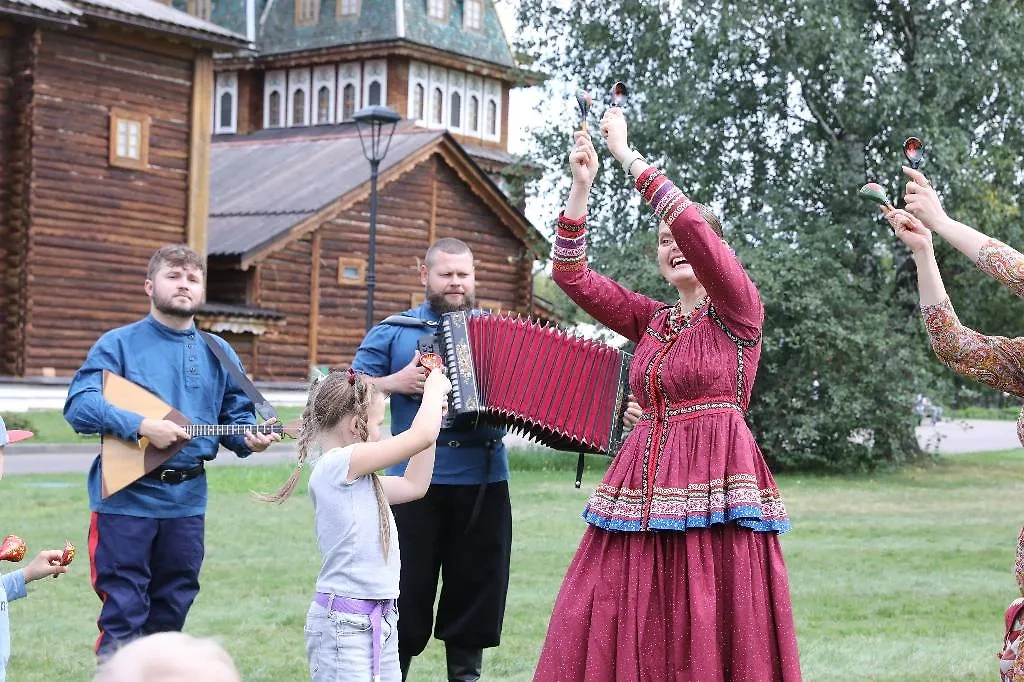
[309,446,400,599]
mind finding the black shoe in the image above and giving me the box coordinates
[445,644,483,682]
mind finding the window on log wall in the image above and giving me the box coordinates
[109,109,150,170]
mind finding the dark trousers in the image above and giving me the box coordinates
[88,512,205,657]
[393,481,512,658]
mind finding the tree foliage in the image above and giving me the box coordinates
[517,0,1024,470]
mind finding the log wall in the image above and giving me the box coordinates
[18,30,197,376]
[251,153,532,381]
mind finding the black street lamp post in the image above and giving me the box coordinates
[353,105,401,331]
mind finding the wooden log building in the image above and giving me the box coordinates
[0,0,246,378]
[1,0,548,383]
[202,123,546,382]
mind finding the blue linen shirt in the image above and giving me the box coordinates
[0,570,26,682]
[352,303,508,485]
[0,416,7,446]
[64,315,257,518]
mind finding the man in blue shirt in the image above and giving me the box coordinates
[353,238,509,682]
[64,245,279,658]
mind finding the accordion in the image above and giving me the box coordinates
[419,311,632,455]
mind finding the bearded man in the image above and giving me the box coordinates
[353,238,510,682]
[64,244,279,658]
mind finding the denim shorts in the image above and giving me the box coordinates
[303,601,399,682]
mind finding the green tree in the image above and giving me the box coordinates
[517,0,1024,470]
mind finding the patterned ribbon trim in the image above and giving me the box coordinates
[635,166,692,224]
[638,399,744,422]
[553,211,588,272]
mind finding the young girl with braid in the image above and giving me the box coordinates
[262,367,452,682]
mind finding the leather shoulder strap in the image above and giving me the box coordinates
[198,330,278,421]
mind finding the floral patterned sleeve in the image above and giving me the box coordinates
[551,212,666,343]
[977,239,1024,299]
[921,298,1024,397]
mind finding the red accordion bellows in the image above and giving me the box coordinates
[439,311,631,454]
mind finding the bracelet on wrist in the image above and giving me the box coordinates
[620,149,645,177]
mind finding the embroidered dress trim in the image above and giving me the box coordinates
[553,212,588,273]
[583,474,792,534]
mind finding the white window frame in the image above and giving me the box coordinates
[336,62,362,122]
[427,65,447,130]
[312,65,336,125]
[482,78,501,142]
[362,59,388,108]
[337,0,359,17]
[407,60,429,125]
[213,71,238,135]
[447,71,465,134]
[426,0,446,20]
[109,109,150,170]
[465,75,482,138]
[463,0,482,30]
[263,69,286,129]
[287,67,312,127]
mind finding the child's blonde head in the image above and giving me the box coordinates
[260,369,393,559]
[92,632,240,682]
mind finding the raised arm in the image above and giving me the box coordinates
[554,131,667,342]
[636,168,762,338]
[347,370,450,482]
[599,109,761,338]
[888,208,1024,396]
[903,166,1024,298]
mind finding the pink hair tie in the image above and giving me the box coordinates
[347,368,357,385]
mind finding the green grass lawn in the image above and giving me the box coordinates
[1,449,1021,681]
[948,405,1022,421]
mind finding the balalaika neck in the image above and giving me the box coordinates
[184,424,283,437]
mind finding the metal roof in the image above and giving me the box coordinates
[208,127,443,257]
[0,0,80,22]
[70,0,247,46]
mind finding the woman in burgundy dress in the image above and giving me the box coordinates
[533,108,801,681]
[885,166,1024,681]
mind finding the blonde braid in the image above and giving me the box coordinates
[352,380,392,561]
[257,375,325,503]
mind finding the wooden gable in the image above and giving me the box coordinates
[207,142,539,382]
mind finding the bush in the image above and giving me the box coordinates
[0,412,35,432]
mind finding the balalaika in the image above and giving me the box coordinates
[413,311,632,455]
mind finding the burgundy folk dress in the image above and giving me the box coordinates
[533,167,801,682]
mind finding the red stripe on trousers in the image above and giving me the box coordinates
[88,512,106,654]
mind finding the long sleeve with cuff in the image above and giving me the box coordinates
[635,166,764,340]
[551,212,666,343]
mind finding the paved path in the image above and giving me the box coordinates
[2,419,1018,476]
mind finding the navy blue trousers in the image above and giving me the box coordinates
[88,512,205,657]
